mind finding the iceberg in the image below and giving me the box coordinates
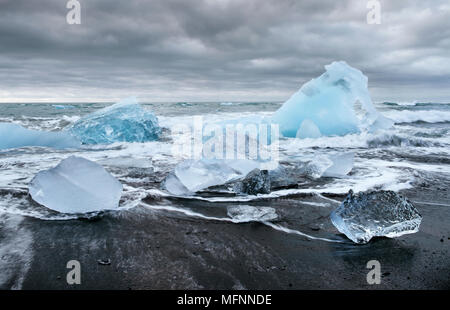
[227,205,278,222]
[330,190,422,244]
[272,61,392,137]
[69,97,161,144]
[296,119,322,139]
[0,123,81,150]
[29,156,123,214]
[233,168,271,195]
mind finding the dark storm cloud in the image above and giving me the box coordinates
[0,0,449,102]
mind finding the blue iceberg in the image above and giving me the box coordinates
[69,97,161,144]
[29,156,123,214]
[272,61,392,137]
[0,123,81,150]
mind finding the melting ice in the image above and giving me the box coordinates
[330,190,422,244]
[70,97,161,144]
[0,123,80,150]
[227,205,278,222]
[29,156,123,214]
[272,61,393,138]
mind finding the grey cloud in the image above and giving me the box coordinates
[0,0,449,102]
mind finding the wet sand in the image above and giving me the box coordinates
[1,176,449,290]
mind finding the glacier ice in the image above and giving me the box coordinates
[322,152,354,178]
[227,205,277,222]
[164,159,261,195]
[163,172,192,196]
[29,156,123,214]
[272,61,392,137]
[69,97,161,144]
[0,123,81,150]
[300,155,334,179]
[233,168,271,195]
[296,119,322,139]
[300,152,354,179]
[330,190,422,244]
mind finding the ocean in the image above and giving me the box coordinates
[0,101,450,289]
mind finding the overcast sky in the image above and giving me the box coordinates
[0,0,449,103]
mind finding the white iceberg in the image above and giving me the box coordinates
[29,156,123,214]
[69,97,161,144]
[331,190,422,244]
[272,61,392,137]
[0,123,81,150]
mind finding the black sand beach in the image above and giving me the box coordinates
[2,173,448,290]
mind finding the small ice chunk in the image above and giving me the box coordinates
[167,159,260,194]
[163,173,193,196]
[322,152,354,178]
[227,205,277,222]
[0,123,80,150]
[296,119,322,139]
[330,190,422,244]
[300,155,334,179]
[69,97,161,144]
[29,156,123,214]
[234,169,271,195]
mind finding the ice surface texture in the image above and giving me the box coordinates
[272,61,393,137]
[234,169,271,195]
[29,156,123,214]
[0,123,81,150]
[331,190,422,244]
[164,159,260,195]
[70,97,161,144]
[227,205,277,222]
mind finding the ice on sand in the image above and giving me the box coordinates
[164,159,260,195]
[29,156,123,214]
[322,152,354,178]
[227,205,277,222]
[330,190,422,244]
[301,152,354,179]
[70,97,161,144]
[233,168,271,195]
[0,123,80,150]
[272,61,392,137]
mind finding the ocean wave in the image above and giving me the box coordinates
[383,110,450,123]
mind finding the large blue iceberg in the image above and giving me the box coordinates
[29,156,123,214]
[272,61,393,137]
[69,97,161,144]
[0,123,81,150]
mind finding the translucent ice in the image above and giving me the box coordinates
[322,152,354,178]
[233,168,271,195]
[0,123,81,150]
[165,159,260,194]
[330,190,422,244]
[29,156,123,214]
[227,205,277,222]
[300,152,354,179]
[69,97,161,144]
[272,61,392,137]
